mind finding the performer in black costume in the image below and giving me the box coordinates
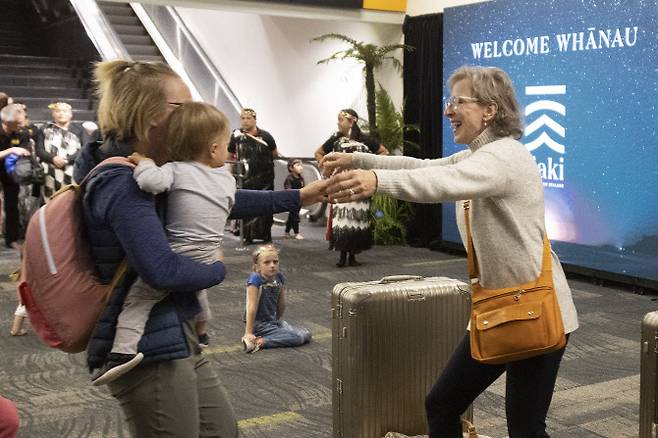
[228,108,278,243]
[314,109,388,267]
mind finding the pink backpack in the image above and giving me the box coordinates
[18,157,133,353]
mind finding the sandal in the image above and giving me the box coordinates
[10,329,27,336]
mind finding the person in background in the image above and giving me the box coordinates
[13,103,39,144]
[320,66,579,438]
[228,108,278,243]
[284,158,305,240]
[0,93,11,111]
[316,109,387,267]
[0,93,11,235]
[0,104,32,337]
[36,102,88,202]
[75,59,326,437]
[0,104,31,250]
[242,244,311,353]
[10,104,42,238]
[313,108,388,163]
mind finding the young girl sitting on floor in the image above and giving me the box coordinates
[242,245,312,353]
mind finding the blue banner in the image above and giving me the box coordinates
[443,0,658,282]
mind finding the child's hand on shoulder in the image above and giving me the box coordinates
[128,152,148,165]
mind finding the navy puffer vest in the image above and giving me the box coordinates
[80,149,190,371]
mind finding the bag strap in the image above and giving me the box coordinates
[461,418,479,438]
[463,200,480,283]
[102,258,129,304]
[463,200,552,285]
[81,156,135,186]
[85,157,133,302]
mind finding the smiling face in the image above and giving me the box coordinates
[444,78,490,145]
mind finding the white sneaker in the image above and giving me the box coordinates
[295,234,304,240]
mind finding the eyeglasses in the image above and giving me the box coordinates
[444,96,480,112]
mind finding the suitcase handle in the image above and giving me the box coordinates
[379,275,423,283]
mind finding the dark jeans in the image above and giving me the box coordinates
[426,333,568,438]
[0,178,20,247]
[285,210,300,234]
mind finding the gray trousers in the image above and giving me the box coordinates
[108,320,238,438]
[113,279,210,354]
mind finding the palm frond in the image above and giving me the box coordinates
[316,48,361,65]
[380,56,403,72]
[313,33,411,132]
[310,33,358,47]
[375,44,414,57]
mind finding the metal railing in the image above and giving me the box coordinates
[132,3,242,128]
[69,0,129,60]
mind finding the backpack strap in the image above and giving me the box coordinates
[83,157,134,298]
[104,259,128,301]
[82,157,135,186]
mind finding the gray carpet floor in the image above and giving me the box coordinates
[1,218,655,437]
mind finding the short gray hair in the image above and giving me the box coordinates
[0,103,22,123]
[448,66,523,139]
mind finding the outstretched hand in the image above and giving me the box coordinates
[325,169,378,203]
[319,152,353,177]
[299,178,330,206]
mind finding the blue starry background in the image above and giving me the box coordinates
[442,0,658,281]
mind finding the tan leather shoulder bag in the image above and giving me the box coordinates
[464,200,566,364]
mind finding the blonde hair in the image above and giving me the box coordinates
[94,60,178,146]
[165,102,229,161]
[447,66,523,139]
[252,245,279,270]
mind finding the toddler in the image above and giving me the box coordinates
[283,158,305,239]
[242,245,311,352]
[92,102,235,385]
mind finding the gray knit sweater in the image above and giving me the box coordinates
[352,128,578,333]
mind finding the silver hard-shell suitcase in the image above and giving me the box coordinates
[640,311,658,437]
[332,275,472,438]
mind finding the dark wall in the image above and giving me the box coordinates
[28,0,100,67]
[402,13,444,249]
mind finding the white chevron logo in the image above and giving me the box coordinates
[525,114,565,138]
[525,132,565,154]
[523,86,566,155]
[525,100,566,116]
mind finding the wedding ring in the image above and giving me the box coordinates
[348,188,355,196]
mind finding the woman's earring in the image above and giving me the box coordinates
[483,120,488,127]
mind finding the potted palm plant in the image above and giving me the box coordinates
[311,33,412,135]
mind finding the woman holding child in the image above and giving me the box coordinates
[77,60,326,437]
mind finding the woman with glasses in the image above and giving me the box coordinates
[319,66,578,437]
